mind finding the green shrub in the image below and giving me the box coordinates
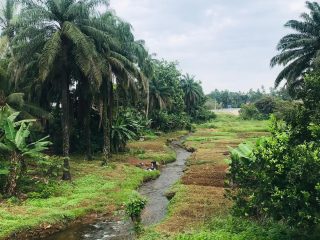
[151,111,191,132]
[228,121,320,228]
[254,96,277,115]
[111,108,146,153]
[189,106,216,123]
[125,191,147,233]
[125,191,147,222]
[239,103,262,120]
[23,181,60,199]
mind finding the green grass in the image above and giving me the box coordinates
[140,216,313,240]
[199,114,269,133]
[138,150,176,164]
[186,135,236,142]
[139,113,273,239]
[0,162,159,238]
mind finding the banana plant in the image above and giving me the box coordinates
[0,106,51,196]
[227,142,255,188]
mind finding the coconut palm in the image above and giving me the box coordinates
[271,1,320,88]
[180,74,204,114]
[14,0,107,179]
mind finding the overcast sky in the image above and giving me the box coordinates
[110,0,306,93]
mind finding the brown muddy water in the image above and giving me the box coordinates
[44,140,191,240]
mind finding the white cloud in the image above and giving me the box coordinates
[109,0,310,93]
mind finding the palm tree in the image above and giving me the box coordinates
[0,0,17,55]
[149,77,173,111]
[180,74,203,114]
[271,1,320,88]
[85,12,147,164]
[15,0,106,179]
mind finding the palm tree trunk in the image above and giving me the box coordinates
[146,85,149,118]
[102,99,111,165]
[5,152,20,197]
[79,77,93,161]
[102,80,113,165]
[61,77,71,180]
[84,98,92,160]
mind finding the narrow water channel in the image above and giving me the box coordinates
[44,140,190,240]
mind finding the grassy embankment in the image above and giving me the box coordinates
[0,131,187,239]
[140,114,293,239]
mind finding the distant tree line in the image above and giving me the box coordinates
[206,86,290,109]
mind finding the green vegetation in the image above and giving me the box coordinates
[141,217,301,240]
[0,162,158,238]
[228,124,320,228]
[125,192,147,233]
[137,151,176,165]
[207,86,290,109]
[1,0,320,239]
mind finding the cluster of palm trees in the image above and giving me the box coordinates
[0,0,152,180]
[0,0,207,181]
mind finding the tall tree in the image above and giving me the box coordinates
[180,74,203,114]
[271,1,320,88]
[15,0,106,179]
[85,12,147,164]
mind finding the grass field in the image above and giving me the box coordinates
[140,114,271,239]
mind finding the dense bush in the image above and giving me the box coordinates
[254,96,277,115]
[189,106,216,123]
[240,98,296,121]
[150,111,192,132]
[228,120,320,228]
[239,104,262,120]
[111,108,147,153]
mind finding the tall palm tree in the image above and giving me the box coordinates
[0,0,17,53]
[149,77,173,111]
[15,0,106,180]
[83,11,147,164]
[180,74,203,114]
[271,1,320,88]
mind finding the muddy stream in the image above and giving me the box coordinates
[44,139,191,240]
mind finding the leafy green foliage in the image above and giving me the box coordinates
[125,191,147,219]
[0,106,52,195]
[151,111,192,132]
[228,121,320,228]
[0,107,51,158]
[254,96,277,115]
[111,108,146,153]
[239,104,262,120]
[125,191,147,233]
